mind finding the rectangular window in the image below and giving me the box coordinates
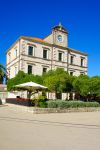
[43,67,47,74]
[8,53,11,63]
[81,58,84,66]
[28,46,33,56]
[43,49,48,59]
[58,52,62,61]
[15,67,17,76]
[28,65,32,74]
[15,49,17,58]
[8,69,10,78]
[80,72,85,75]
[70,71,73,76]
[70,55,74,64]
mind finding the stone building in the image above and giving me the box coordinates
[6,23,88,79]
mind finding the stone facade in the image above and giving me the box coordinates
[6,23,88,79]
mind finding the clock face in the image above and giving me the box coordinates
[57,35,63,42]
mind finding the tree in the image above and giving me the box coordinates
[43,68,64,92]
[89,76,100,98]
[43,68,74,99]
[7,71,43,91]
[7,69,100,101]
[7,71,26,91]
[0,64,6,84]
[73,75,90,100]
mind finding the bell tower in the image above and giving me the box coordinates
[52,23,68,47]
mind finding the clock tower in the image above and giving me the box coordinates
[52,23,68,47]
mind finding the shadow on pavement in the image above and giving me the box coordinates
[0,116,100,130]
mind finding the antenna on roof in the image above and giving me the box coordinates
[59,22,62,27]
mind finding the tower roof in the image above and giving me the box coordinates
[53,23,68,34]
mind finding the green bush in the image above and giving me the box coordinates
[32,94,47,107]
[38,95,48,108]
[47,100,58,108]
[84,102,100,107]
[57,101,70,108]
[38,101,47,108]
[47,100,100,109]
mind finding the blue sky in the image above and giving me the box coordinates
[0,0,100,76]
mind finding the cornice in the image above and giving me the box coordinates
[6,36,88,57]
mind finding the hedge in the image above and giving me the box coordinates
[47,100,100,109]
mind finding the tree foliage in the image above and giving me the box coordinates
[73,75,90,96]
[7,69,100,101]
[89,76,100,97]
[7,71,43,91]
[0,64,7,84]
[43,68,74,93]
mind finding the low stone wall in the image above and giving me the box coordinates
[6,103,100,114]
[33,107,100,114]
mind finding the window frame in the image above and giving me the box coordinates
[8,68,10,78]
[8,52,11,63]
[70,71,73,76]
[70,55,74,64]
[28,45,34,56]
[80,72,85,75]
[58,52,63,62]
[42,67,47,74]
[43,49,48,59]
[28,65,33,74]
[81,58,84,66]
[15,49,17,58]
[15,66,17,76]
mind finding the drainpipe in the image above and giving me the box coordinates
[18,39,20,71]
[51,30,55,70]
[67,49,70,72]
[51,46,53,71]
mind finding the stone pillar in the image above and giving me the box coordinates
[1,98,6,104]
[62,93,67,100]
[73,92,75,100]
[67,93,70,100]
[47,92,56,100]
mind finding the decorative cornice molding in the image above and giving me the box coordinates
[6,36,88,56]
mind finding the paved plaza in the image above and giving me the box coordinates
[0,105,100,150]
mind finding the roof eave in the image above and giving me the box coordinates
[6,36,88,57]
[6,37,22,54]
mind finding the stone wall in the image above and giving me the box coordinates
[6,103,100,114]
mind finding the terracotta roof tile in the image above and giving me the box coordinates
[29,37,44,42]
[27,37,50,45]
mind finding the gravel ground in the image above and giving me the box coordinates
[0,105,100,150]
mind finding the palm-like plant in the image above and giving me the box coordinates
[0,64,6,84]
